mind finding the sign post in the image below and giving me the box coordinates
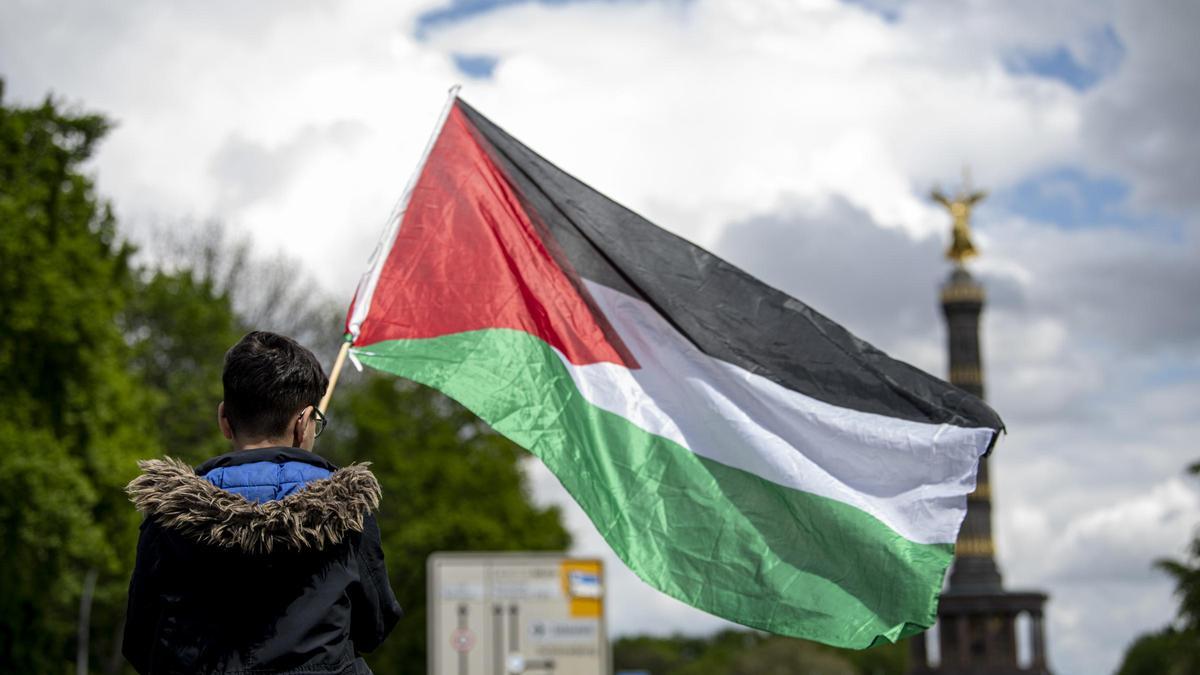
[428,552,608,675]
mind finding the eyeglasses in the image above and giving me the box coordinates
[302,407,328,438]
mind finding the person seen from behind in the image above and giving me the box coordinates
[123,331,402,674]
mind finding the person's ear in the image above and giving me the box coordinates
[293,405,312,447]
[217,402,234,440]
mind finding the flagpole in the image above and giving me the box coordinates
[323,84,463,414]
[319,339,351,414]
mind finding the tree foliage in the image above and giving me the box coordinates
[1116,461,1200,675]
[0,82,154,672]
[126,263,243,464]
[134,221,341,351]
[1117,628,1191,675]
[612,630,907,675]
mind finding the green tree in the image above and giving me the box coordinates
[126,265,243,464]
[613,630,906,675]
[136,221,340,351]
[321,374,572,673]
[1116,629,1189,675]
[1116,461,1200,675]
[712,637,857,675]
[0,82,155,672]
[1155,463,1200,630]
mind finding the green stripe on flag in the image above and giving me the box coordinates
[354,329,953,648]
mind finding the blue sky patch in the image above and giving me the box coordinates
[415,0,670,38]
[991,166,1173,233]
[1005,25,1124,92]
[1142,360,1200,388]
[417,0,528,38]
[840,0,903,23]
[453,53,499,79]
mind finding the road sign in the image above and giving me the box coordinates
[428,552,607,675]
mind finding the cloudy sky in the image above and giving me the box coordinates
[3,0,1198,672]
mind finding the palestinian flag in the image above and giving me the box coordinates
[344,97,1003,648]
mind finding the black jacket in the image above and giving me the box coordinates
[122,447,402,674]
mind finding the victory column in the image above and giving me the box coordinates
[909,179,1052,675]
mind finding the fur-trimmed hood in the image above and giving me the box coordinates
[126,456,381,555]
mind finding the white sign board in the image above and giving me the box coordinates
[428,552,607,675]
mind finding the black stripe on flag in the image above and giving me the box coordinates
[458,100,1003,433]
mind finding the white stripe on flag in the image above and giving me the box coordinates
[558,280,992,545]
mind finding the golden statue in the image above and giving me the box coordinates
[931,181,986,264]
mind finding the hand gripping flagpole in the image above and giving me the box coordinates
[318,84,463,414]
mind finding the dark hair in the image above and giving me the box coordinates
[222,331,329,440]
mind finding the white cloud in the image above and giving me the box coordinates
[3,1,1199,673]
[1083,0,1200,213]
[1048,478,1199,581]
[427,0,1085,243]
[997,475,1200,589]
[2,1,460,295]
[1048,579,1178,675]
